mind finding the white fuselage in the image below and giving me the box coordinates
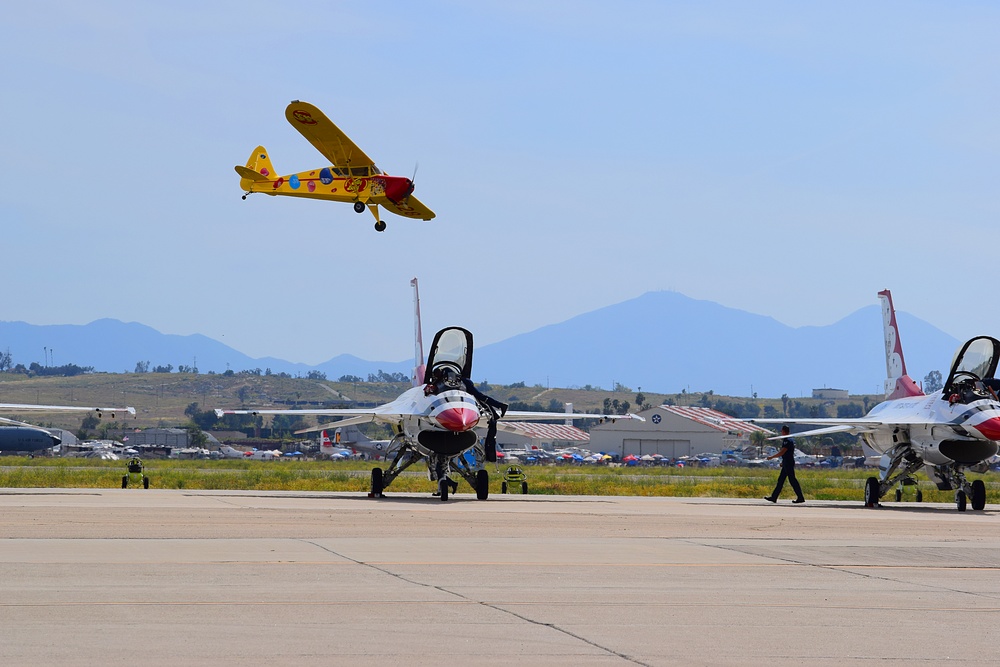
[862,391,1000,465]
[374,386,482,458]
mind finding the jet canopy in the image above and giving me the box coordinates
[942,336,1000,402]
[422,327,474,386]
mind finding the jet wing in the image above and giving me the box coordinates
[380,195,435,221]
[0,403,135,416]
[501,411,645,423]
[284,101,377,170]
[751,418,883,440]
[216,408,403,436]
[0,416,39,427]
[294,415,378,434]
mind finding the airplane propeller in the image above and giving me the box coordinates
[406,162,419,200]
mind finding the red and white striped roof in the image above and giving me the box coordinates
[657,405,771,435]
[501,422,590,441]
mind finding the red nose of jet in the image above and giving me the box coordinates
[974,416,1000,441]
[436,407,480,432]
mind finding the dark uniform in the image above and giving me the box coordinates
[765,429,805,503]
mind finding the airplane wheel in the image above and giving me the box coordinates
[371,468,384,498]
[501,481,508,494]
[957,490,968,512]
[121,475,128,489]
[353,201,365,213]
[522,481,529,495]
[972,479,986,511]
[475,469,489,500]
[143,476,149,489]
[864,477,880,507]
[438,478,449,501]
[916,489,923,503]
[895,488,902,503]
[374,220,386,232]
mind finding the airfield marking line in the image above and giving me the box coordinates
[300,539,652,667]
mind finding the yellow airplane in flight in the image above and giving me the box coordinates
[236,101,435,232]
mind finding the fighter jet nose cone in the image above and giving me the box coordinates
[436,407,480,432]
[973,415,1000,441]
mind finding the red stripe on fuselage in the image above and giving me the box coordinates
[972,416,1000,441]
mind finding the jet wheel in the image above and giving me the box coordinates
[501,481,508,494]
[475,469,489,500]
[374,220,386,232]
[971,479,986,511]
[371,468,384,498]
[438,477,449,501]
[521,481,529,494]
[957,490,968,512]
[915,489,923,503]
[864,477,880,508]
[895,488,902,503]
[121,475,128,489]
[353,201,366,213]
[143,476,149,489]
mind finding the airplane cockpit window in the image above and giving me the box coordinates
[430,330,468,372]
[351,167,369,176]
[951,338,996,379]
[943,336,1000,404]
[423,327,474,385]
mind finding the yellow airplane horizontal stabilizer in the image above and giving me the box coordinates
[234,165,272,182]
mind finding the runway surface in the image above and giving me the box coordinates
[2,488,999,666]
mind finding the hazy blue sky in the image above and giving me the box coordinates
[2,1,998,365]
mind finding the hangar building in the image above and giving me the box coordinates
[495,422,590,451]
[589,405,772,458]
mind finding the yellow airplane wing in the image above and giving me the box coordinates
[381,194,435,220]
[284,101,379,172]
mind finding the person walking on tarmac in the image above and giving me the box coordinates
[764,425,805,504]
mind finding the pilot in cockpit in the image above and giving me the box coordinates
[424,364,462,396]
[949,375,1000,404]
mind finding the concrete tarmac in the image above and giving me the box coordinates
[2,488,999,666]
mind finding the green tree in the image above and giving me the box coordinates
[924,370,943,393]
[837,403,864,418]
[187,426,207,448]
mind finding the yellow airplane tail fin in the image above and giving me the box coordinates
[236,146,277,189]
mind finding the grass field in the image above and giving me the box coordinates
[2,458,996,503]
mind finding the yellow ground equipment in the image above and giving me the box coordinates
[500,465,528,494]
[122,457,150,489]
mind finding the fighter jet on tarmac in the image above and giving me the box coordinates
[215,280,641,501]
[754,290,1000,511]
[217,325,641,500]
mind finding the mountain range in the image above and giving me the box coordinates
[0,291,961,397]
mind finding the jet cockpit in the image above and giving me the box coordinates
[942,336,1000,404]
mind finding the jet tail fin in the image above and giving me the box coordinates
[411,278,426,386]
[878,289,924,399]
[236,146,277,189]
